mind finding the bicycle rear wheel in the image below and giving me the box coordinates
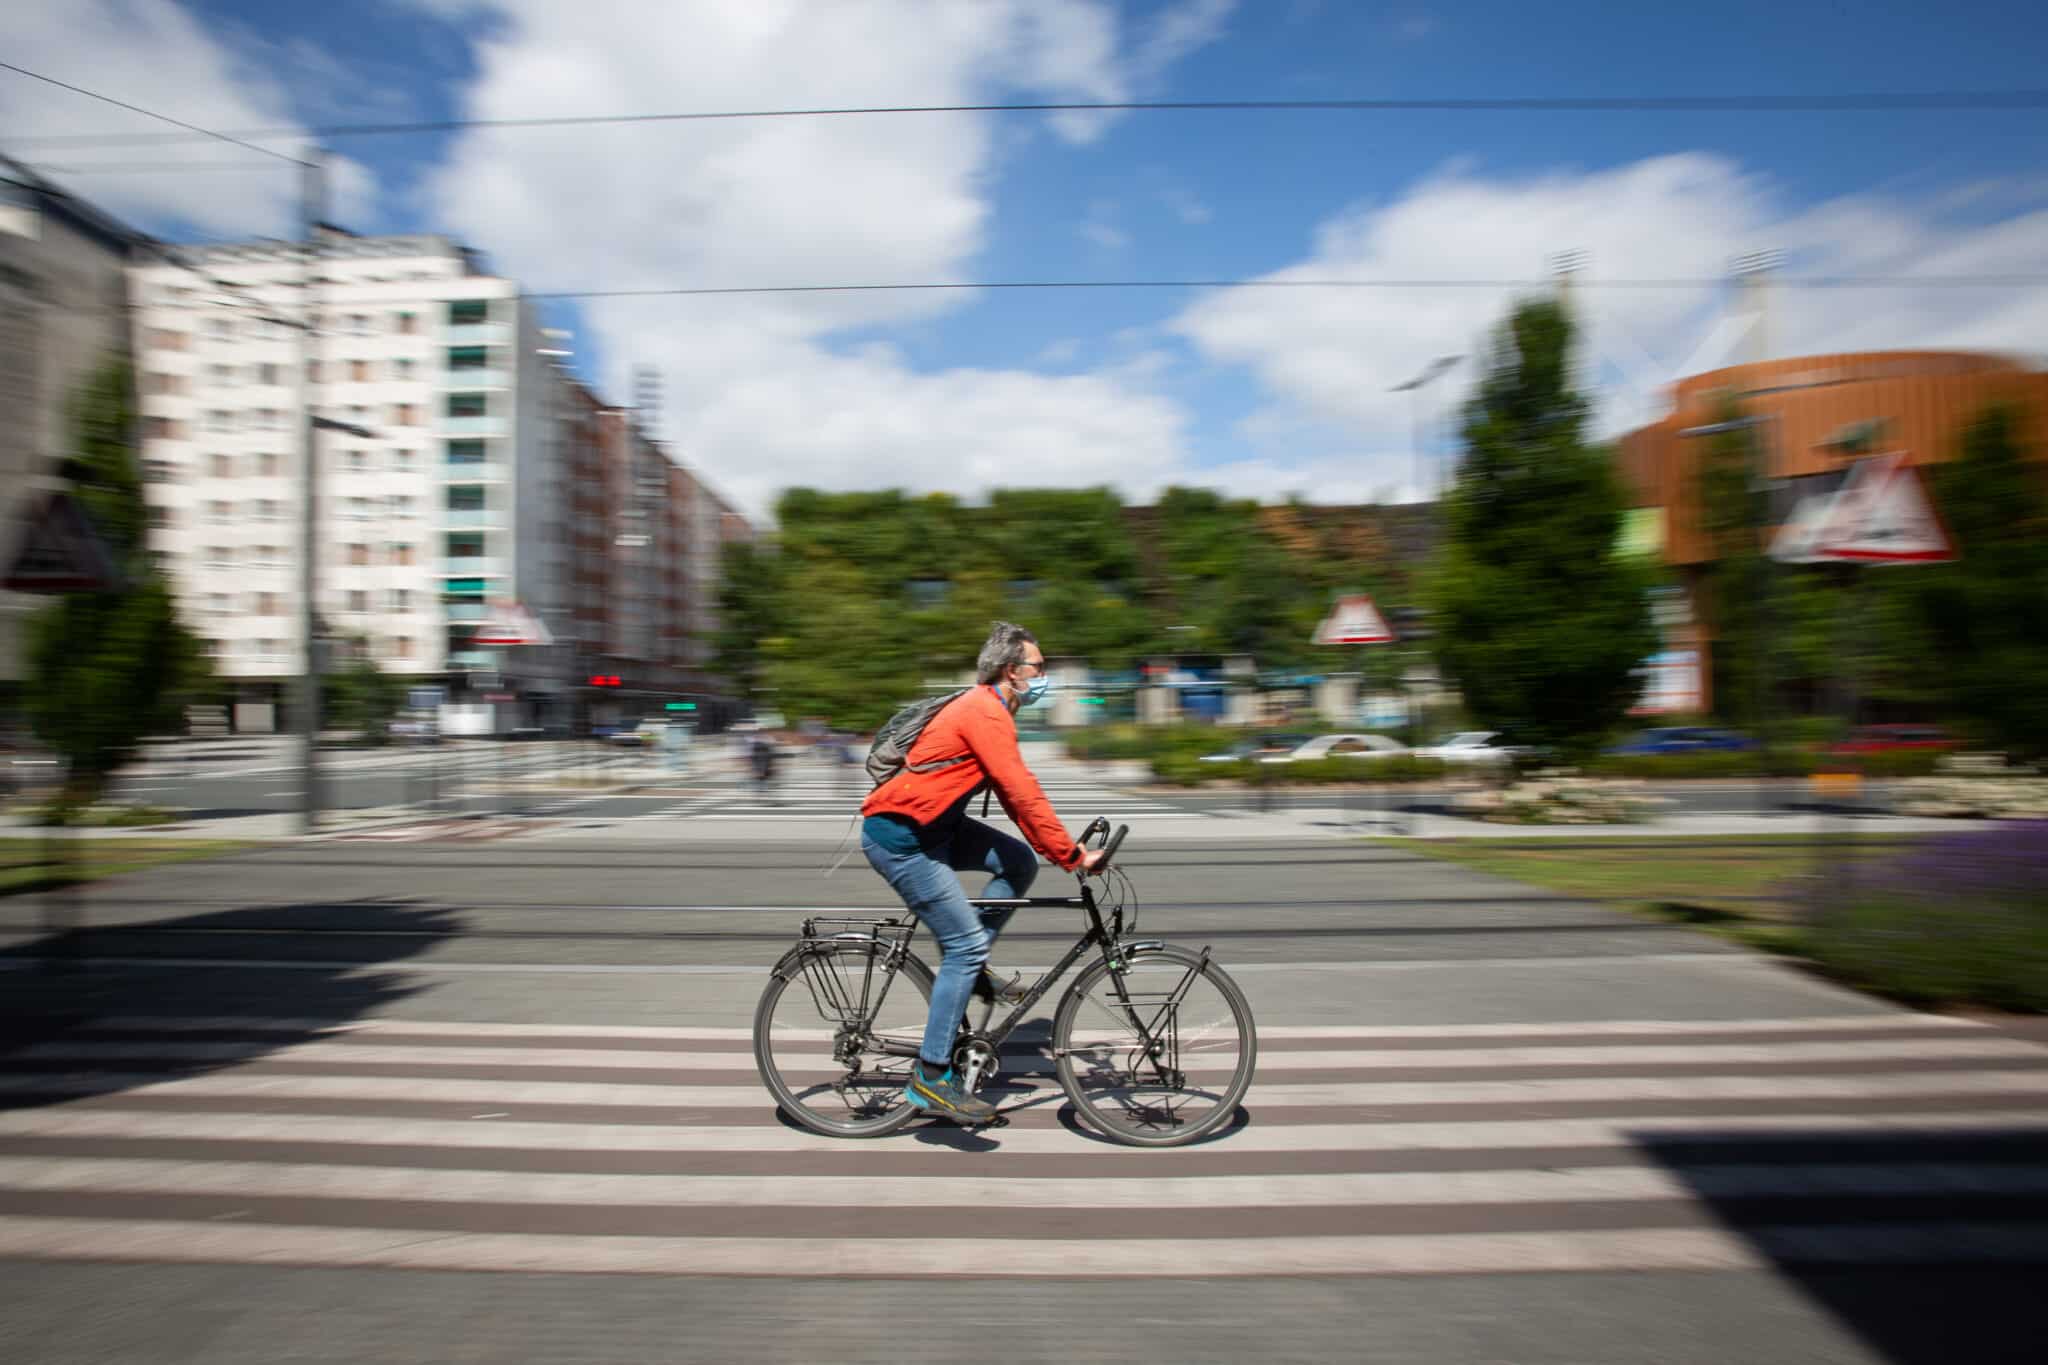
[754,941,933,1138]
[1052,943,1256,1148]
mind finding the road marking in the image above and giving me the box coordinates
[97,1013,1984,1041]
[7,1155,2047,1209]
[18,1036,2039,1073]
[5,1216,2047,1277]
[0,953,1786,975]
[5,1106,2042,1157]
[7,1068,2044,1111]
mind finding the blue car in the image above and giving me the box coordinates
[1606,727,1757,756]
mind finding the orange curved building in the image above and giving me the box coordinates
[1615,349,2046,710]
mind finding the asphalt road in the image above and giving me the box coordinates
[1,832,2043,1363]
[101,737,1890,823]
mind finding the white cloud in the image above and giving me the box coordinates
[0,0,375,235]
[1172,153,2048,498]
[1079,200,1130,250]
[1162,186,1214,224]
[418,0,1230,520]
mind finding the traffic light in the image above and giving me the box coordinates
[587,674,621,688]
[664,701,697,712]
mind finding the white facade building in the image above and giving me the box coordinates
[130,231,568,716]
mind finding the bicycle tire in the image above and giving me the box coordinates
[1052,943,1256,1148]
[754,941,934,1138]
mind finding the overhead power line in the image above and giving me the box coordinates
[8,87,2048,150]
[0,59,308,165]
[525,275,2048,301]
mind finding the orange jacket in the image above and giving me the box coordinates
[861,686,1083,870]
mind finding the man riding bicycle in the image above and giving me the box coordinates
[860,621,1105,1124]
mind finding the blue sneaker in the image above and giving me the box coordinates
[904,1059,997,1125]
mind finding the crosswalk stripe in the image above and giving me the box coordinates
[14,1037,2040,1072]
[6,1155,2047,1208]
[95,1013,1987,1041]
[5,1105,2046,1157]
[3,1216,2045,1276]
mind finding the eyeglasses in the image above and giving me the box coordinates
[1015,658,1047,673]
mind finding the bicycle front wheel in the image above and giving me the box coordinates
[754,942,934,1138]
[1053,943,1256,1148]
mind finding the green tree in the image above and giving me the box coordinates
[1429,300,1655,755]
[1908,405,2048,759]
[24,357,211,819]
[324,639,406,742]
[712,540,787,700]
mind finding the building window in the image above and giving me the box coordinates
[206,317,233,341]
[259,363,282,386]
[349,359,371,383]
[150,328,188,351]
[445,485,488,513]
[257,452,281,478]
[393,636,415,659]
[446,392,487,418]
[446,439,486,465]
[348,314,372,336]
[393,403,419,426]
[447,345,489,371]
[147,506,172,529]
[345,449,369,472]
[448,299,489,325]
[258,499,283,521]
[393,448,416,469]
[347,543,370,566]
[207,499,232,523]
[387,589,414,612]
[255,593,281,616]
[206,410,233,434]
[307,360,322,382]
[392,358,416,380]
[348,405,369,424]
[144,372,184,395]
[209,453,233,479]
[143,458,176,482]
[346,496,372,520]
[445,532,486,559]
[395,311,418,334]
[392,542,417,566]
[206,546,234,567]
[143,416,185,440]
[389,494,416,518]
[347,590,370,614]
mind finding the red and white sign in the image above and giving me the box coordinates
[1771,453,1956,565]
[471,600,554,646]
[1313,593,1397,645]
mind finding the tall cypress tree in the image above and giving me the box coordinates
[1430,299,1655,755]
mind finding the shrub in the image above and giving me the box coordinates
[1801,822,2048,1012]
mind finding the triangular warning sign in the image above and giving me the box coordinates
[1816,454,1956,564]
[3,491,126,593]
[1313,593,1396,645]
[470,599,553,646]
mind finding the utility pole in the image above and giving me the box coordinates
[297,148,327,834]
[1391,356,1460,501]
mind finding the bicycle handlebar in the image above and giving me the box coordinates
[1071,818,1129,879]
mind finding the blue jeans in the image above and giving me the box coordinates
[862,818,1038,1067]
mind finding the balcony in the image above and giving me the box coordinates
[438,415,506,438]
[439,556,504,577]
[444,600,491,623]
[443,322,508,346]
[440,509,497,530]
[442,368,510,390]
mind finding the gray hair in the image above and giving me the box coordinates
[975,621,1038,685]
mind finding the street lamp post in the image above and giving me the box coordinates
[1678,411,1782,819]
[1391,356,1461,501]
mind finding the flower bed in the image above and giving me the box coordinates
[1450,778,1671,825]
[1802,822,2048,1012]
[1890,778,2048,820]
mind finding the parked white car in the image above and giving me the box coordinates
[1411,731,1519,765]
[1287,733,1408,761]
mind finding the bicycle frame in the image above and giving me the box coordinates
[847,880,1186,1087]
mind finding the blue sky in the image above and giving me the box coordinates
[5,0,2045,515]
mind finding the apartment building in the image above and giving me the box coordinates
[131,227,750,732]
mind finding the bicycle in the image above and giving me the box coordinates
[753,818,1257,1148]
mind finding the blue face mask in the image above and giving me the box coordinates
[1016,671,1051,707]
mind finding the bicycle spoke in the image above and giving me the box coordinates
[756,942,931,1137]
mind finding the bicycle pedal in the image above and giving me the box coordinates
[969,1112,1010,1131]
